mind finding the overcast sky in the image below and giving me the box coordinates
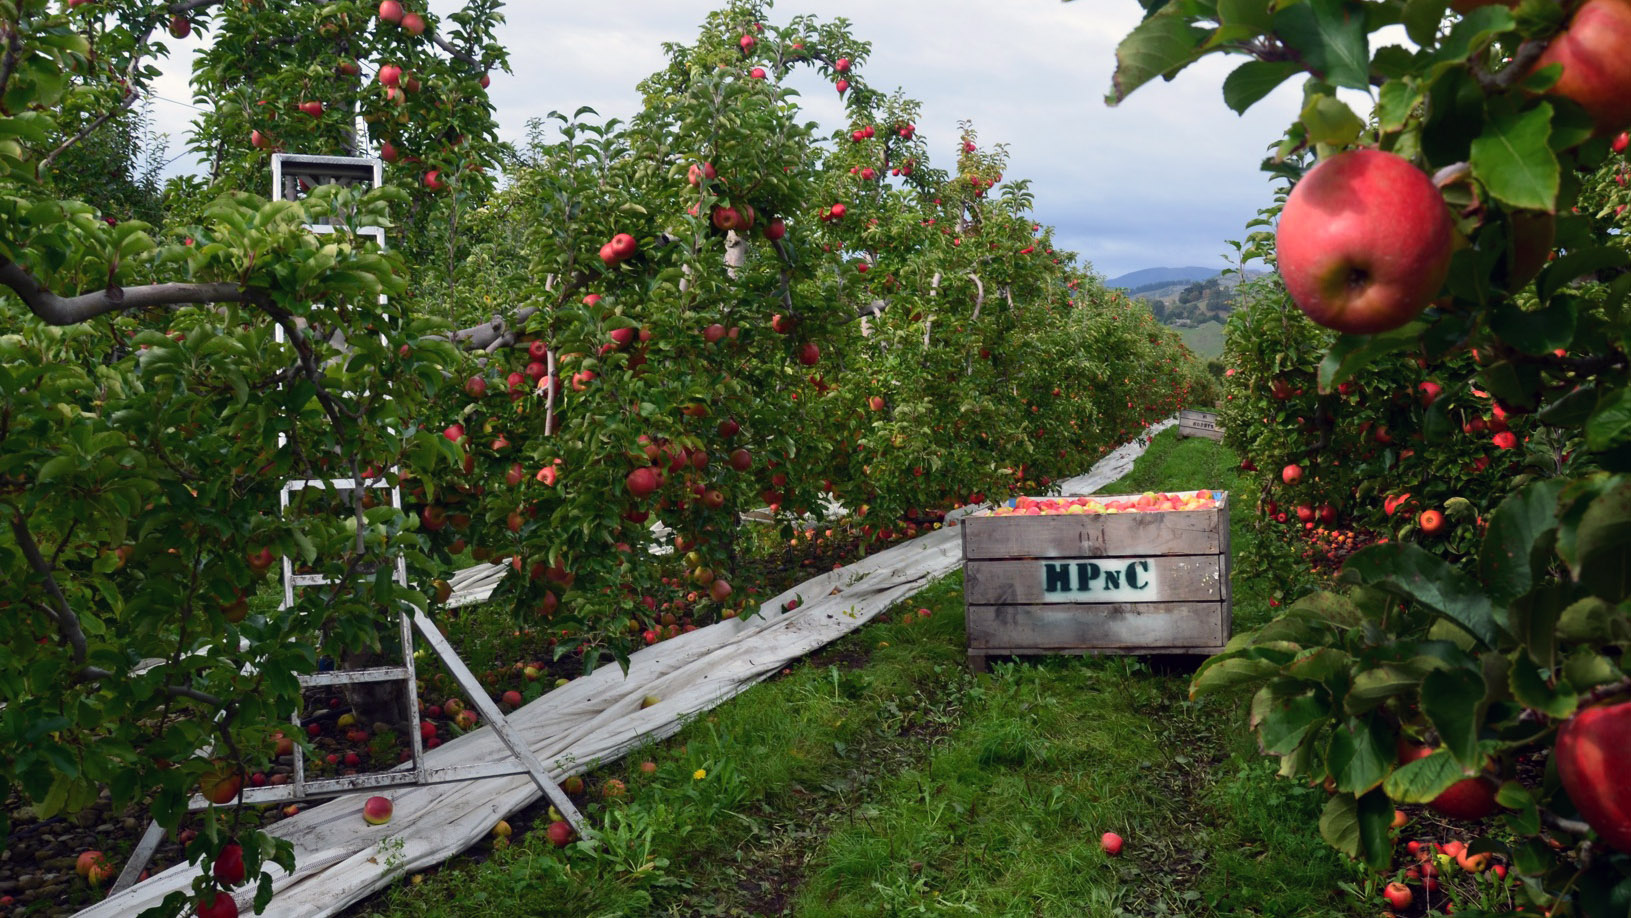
[145,1,1313,281]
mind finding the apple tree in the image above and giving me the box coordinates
[2,0,506,913]
[1101,0,1631,911]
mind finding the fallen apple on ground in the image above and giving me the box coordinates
[362,795,394,825]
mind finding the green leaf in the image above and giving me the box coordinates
[1301,94,1365,146]
[1538,246,1630,304]
[1384,748,1469,803]
[1488,295,1576,356]
[1421,668,1487,768]
[1479,478,1565,604]
[1190,654,1282,697]
[1557,597,1616,643]
[1434,5,1517,63]
[1509,650,1577,719]
[1567,477,1631,601]
[1469,103,1559,211]
[1318,324,1424,393]
[1339,543,1505,647]
[1377,79,1419,133]
[1274,0,1372,91]
[1253,689,1332,756]
[1586,386,1631,454]
[1319,790,1395,868]
[1222,61,1302,115]
[1327,716,1393,795]
[1105,5,1210,106]
[1402,0,1448,45]
[1346,657,1448,714]
[1539,384,1599,429]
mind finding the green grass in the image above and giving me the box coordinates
[352,431,1364,918]
[1177,321,1227,361]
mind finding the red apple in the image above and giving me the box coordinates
[1100,832,1123,856]
[687,162,716,185]
[1431,775,1499,820]
[298,100,323,117]
[502,690,523,707]
[76,850,108,878]
[401,11,425,35]
[711,206,741,231]
[836,79,849,95]
[1276,149,1453,334]
[1418,508,1446,534]
[1383,882,1413,910]
[213,843,246,886]
[729,448,752,471]
[463,375,486,398]
[609,232,637,261]
[1530,0,1631,135]
[169,15,191,38]
[250,130,270,150]
[424,170,445,191]
[627,466,659,498]
[1556,700,1631,852]
[1282,463,1303,486]
[198,761,243,805]
[547,820,575,847]
[798,342,820,366]
[378,0,404,23]
[362,795,394,825]
[196,890,239,918]
[379,140,399,163]
[378,64,402,88]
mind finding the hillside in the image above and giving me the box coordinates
[1104,266,1219,289]
[1176,321,1226,361]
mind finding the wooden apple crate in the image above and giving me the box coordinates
[1177,408,1224,441]
[960,490,1231,672]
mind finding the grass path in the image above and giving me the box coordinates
[354,431,1363,918]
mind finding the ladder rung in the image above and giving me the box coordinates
[288,574,337,587]
[299,666,410,687]
[282,477,397,492]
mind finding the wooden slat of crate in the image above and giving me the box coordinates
[964,555,1223,605]
[963,505,1221,560]
[1177,409,1223,441]
[966,602,1226,652]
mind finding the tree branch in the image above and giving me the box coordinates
[39,90,140,177]
[78,666,225,707]
[1472,39,1548,93]
[0,258,268,325]
[258,299,356,427]
[10,511,89,666]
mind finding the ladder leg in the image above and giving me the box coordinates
[410,610,588,833]
[110,818,167,893]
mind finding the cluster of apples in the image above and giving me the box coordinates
[1277,0,1631,336]
[991,490,1220,517]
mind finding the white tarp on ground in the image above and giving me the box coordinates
[76,420,1174,918]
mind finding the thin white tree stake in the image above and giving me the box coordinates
[74,421,1175,918]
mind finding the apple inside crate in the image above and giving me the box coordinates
[960,489,1231,672]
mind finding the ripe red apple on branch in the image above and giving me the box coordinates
[1276,149,1454,335]
[1530,0,1631,136]
[1556,700,1631,852]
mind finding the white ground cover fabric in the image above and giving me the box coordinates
[75,420,1174,918]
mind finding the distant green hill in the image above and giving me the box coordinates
[1177,321,1225,361]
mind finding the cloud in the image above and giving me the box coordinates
[148,0,1306,278]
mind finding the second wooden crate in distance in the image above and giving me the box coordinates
[961,490,1231,672]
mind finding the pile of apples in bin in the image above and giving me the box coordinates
[991,490,1221,516]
